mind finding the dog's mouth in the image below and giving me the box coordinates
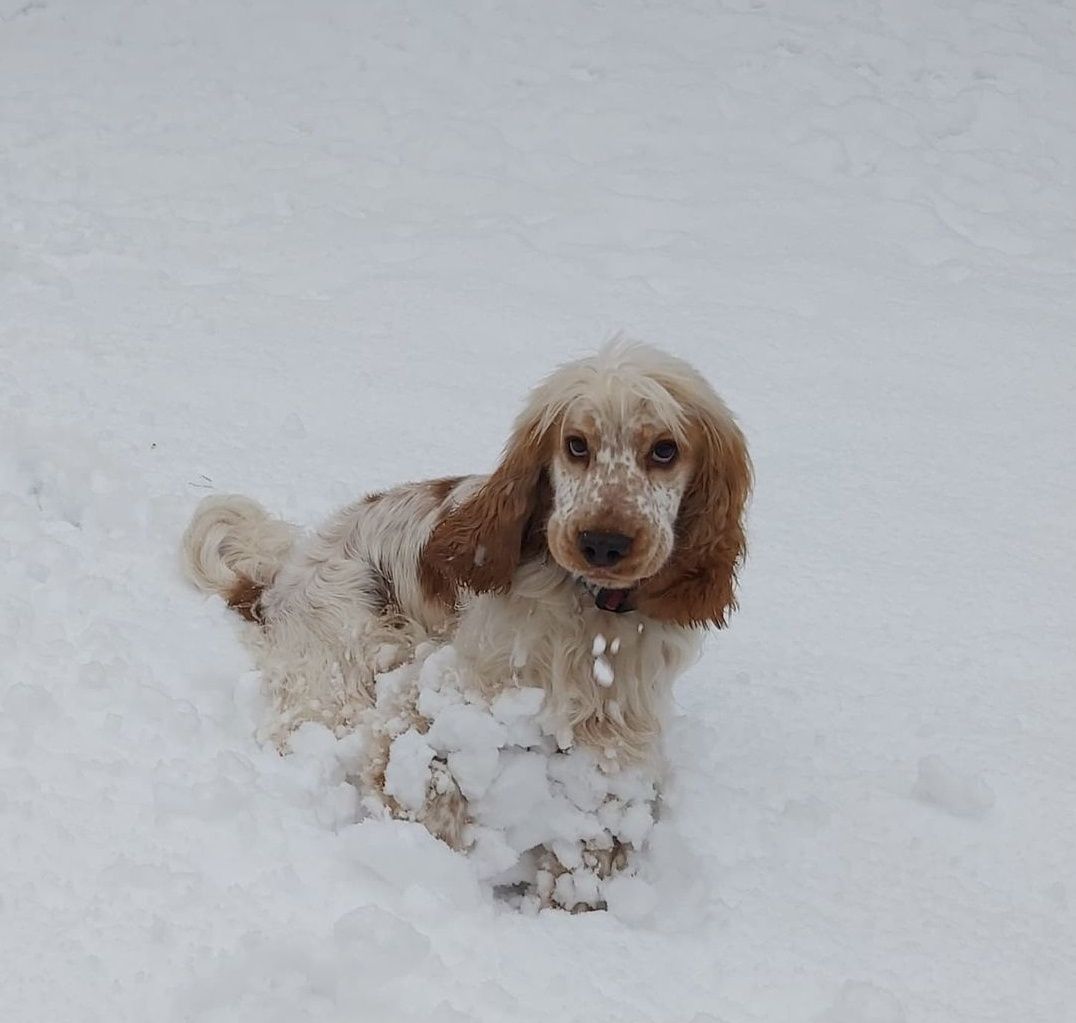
[578,579,637,614]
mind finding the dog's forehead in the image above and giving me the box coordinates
[563,399,677,448]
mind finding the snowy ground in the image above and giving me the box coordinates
[2,1,1075,1020]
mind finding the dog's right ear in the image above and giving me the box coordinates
[420,416,551,603]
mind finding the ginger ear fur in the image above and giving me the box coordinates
[421,421,550,604]
[636,413,752,628]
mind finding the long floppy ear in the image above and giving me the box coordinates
[637,409,752,628]
[420,415,551,604]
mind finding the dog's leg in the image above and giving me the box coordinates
[535,837,631,912]
[421,760,470,849]
[255,614,377,742]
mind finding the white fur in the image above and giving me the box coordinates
[182,494,297,591]
[183,480,700,755]
[452,562,700,764]
[184,479,482,739]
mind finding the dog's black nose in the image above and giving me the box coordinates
[579,530,633,567]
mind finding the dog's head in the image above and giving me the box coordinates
[420,341,752,627]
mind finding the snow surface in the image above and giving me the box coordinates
[2,1,1075,1021]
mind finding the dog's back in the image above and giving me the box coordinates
[180,478,480,737]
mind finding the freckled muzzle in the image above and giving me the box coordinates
[546,511,672,590]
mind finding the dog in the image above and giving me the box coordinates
[183,341,751,901]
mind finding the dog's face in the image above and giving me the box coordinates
[421,343,752,627]
[545,407,696,587]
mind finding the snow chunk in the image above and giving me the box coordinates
[490,686,545,722]
[426,703,507,754]
[468,825,520,880]
[416,681,463,720]
[477,751,551,830]
[446,748,500,800]
[383,728,435,812]
[593,656,614,687]
[548,748,607,812]
[615,801,654,846]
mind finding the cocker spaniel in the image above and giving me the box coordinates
[183,341,751,906]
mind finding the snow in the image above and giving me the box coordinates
[592,654,615,687]
[913,754,996,819]
[384,727,437,813]
[603,874,661,927]
[2,1,1075,1021]
[819,981,908,1023]
[367,644,659,912]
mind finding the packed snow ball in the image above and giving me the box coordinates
[359,643,659,915]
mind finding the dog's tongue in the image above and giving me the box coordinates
[594,587,634,614]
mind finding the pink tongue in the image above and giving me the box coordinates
[595,588,631,612]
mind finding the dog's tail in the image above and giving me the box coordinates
[181,495,297,620]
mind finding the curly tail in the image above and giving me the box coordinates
[181,495,297,619]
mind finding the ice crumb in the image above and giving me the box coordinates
[475,750,551,829]
[551,838,584,870]
[446,748,500,800]
[553,871,576,908]
[571,868,600,907]
[593,656,614,687]
[467,825,519,879]
[425,703,507,753]
[416,683,462,720]
[591,634,607,656]
[287,720,339,757]
[609,637,621,654]
[490,687,545,722]
[383,728,435,812]
[616,802,654,846]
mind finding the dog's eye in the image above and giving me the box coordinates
[566,436,589,459]
[650,440,678,465]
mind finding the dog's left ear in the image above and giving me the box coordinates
[420,415,550,603]
[637,408,752,628]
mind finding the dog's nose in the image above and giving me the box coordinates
[578,530,633,567]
